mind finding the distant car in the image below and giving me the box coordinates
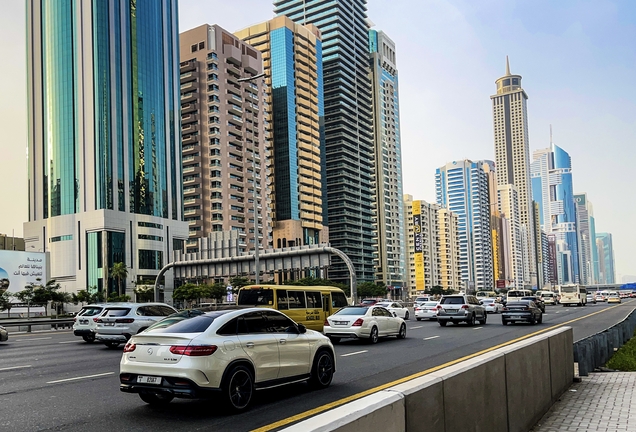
[595,292,606,302]
[413,296,434,306]
[521,296,545,313]
[323,305,406,344]
[119,307,335,411]
[480,298,503,314]
[95,303,178,348]
[415,301,439,320]
[586,293,597,304]
[358,299,383,307]
[607,292,621,304]
[375,301,410,320]
[502,300,543,325]
[0,325,8,342]
[73,303,108,343]
[539,292,556,305]
[436,295,487,327]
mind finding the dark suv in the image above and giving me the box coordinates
[437,295,487,326]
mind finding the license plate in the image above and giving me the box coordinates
[137,375,161,385]
[511,315,522,318]
[80,319,88,324]
[104,322,115,326]
[333,321,347,325]
[445,309,457,313]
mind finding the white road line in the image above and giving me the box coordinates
[473,327,483,330]
[58,340,78,344]
[410,326,423,329]
[340,350,368,357]
[424,336,440,340]
[47,372,115,384]
[13,337,52,342]
[0,365,32,372]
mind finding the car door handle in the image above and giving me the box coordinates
[245,342,254,348]
[279,339,286,344]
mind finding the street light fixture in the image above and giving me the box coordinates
[237,72,265,284]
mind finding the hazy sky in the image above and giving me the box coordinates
[1,0,634,279]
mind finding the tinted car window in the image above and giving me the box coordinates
[265,311,297,333]
[158,306,176,316]
[240,312,268,333]
[335,307,368,315]
[372,308,383,316]
[217,317,238,336]
[146,313,225,334]
[103,308,131,317]
[380,308,393,317]
[80,307,103,317]
[441,297,464,305]
[332,292,348,308]
[238,289,274,306]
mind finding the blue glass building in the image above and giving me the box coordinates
[25,0,188,300]
[531,143,580,284]
[596,233,616,284]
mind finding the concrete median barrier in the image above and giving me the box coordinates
[387,375,444,432]
[548,327,574,402]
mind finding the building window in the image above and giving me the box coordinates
[138,250,163,270]
[191,44,198,53]
[198,41,205,50]
[138,222,163,229]
[138,234,163,242]
[50,235,73,243]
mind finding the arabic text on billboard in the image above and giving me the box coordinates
[0,250,48,294]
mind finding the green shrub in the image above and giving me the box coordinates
[606,330,636,371]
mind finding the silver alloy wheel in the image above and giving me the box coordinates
[398,323,406,339]
[369,326,379,344]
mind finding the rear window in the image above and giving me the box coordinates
[79,307,103,317]
[103,308,131,317]
[507,302,530,307]
[237,289,274,306]
[147,311,231,334]
[481,299,495,303]
[334,307,368,315]
[360,300,376,306]
[424,302,438,307]
[376,302,390,307]
[440,297,465,305]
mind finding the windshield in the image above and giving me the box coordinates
[507,291,526,298]
[360,300,377,305]
[542,293,554,298]
[561,286,578,293]
[424,302,438,307]
[440,297,465,305]
[334,307,369,315]
[376,302,390,307]
[237,289,274,306]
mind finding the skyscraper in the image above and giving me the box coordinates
[274,0,376,285]
[369,29,406,292]
[436,160,494,291]
[531,143,580,284]
[24,0,188,299]
[497,184,524,288]
[596,233,616,284]
[235,16,328,254]
[179,24,271,256]
[491,57,537,287]
[574,193,596,285]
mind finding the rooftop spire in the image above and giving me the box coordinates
[505,55,511,76]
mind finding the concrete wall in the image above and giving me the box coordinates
[280,327,574,432]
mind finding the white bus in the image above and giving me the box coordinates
[558,284,587,306]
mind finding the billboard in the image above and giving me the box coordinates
[412,201,424,292]
[0,250,49,294]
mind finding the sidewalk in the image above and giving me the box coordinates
[532,372,636,431]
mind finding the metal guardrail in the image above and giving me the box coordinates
[0,318,75,332]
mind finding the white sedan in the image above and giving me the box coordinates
[324,306,406,344]
[415,301,439,320]
[375,301,410,320]
[480,298,504,313]
[119,307,335,412]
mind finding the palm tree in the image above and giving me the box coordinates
[110,262,128,297]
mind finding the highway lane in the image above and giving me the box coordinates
[0,300,633,432]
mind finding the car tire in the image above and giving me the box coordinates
[397,323,406,339]
[368,326,379,344]
[479,312,487,325]
[416,318,421,321]
[82,335,95,343]
[309,350,335,389]
[105,342,120,349]
[530,316,536,325]
[439,320,447,327]
[467,314,476,326]
[404,311,409,320]
[538,315,543,324]
[139,392,174,406]
[223,365,254,412]
[502,319,508,325]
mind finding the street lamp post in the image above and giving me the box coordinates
[237,72,265,284]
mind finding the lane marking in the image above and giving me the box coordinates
[47,372,114,384]
[58,340,79,344]
[13,337,52,342]
[0,365,32,372]
[423,336,439,340]
[340,350,368,357]
[252,301,633,432]
[410,326,423,329]
[473,327,483,330]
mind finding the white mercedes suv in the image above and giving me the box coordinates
[95,303,177,348]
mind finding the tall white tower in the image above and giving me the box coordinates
[491,57,536,288]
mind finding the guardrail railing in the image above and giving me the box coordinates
[0,318,75,333]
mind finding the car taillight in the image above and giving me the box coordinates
[93,318,102,323]
[352,318,364,326]
[502,307,509,311]
[115,318,135,324]
[461,305,469,309]
[415,308,421,311]
[73,318,77,322]
[169,345,218,356]
[324,319,329,326]
[123,342,136,353]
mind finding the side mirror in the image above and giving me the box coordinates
[297,323,307,334]
[393,312,398,317]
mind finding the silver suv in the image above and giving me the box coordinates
[95,303,177,348]
[73,304,108,343]
[437,295,487,327]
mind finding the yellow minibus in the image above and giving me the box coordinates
[237,285,350,331]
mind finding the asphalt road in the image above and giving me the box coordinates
[0,300,633,432]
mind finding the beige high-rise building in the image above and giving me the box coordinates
[235,17,328,252]
[497,184,524,288]
[179,25,271,255]
[404,195,461,296]
[491,57,536,288]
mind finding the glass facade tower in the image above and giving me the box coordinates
[274,0,376,285]
[25,0,188,300]
[596,233,616,284]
